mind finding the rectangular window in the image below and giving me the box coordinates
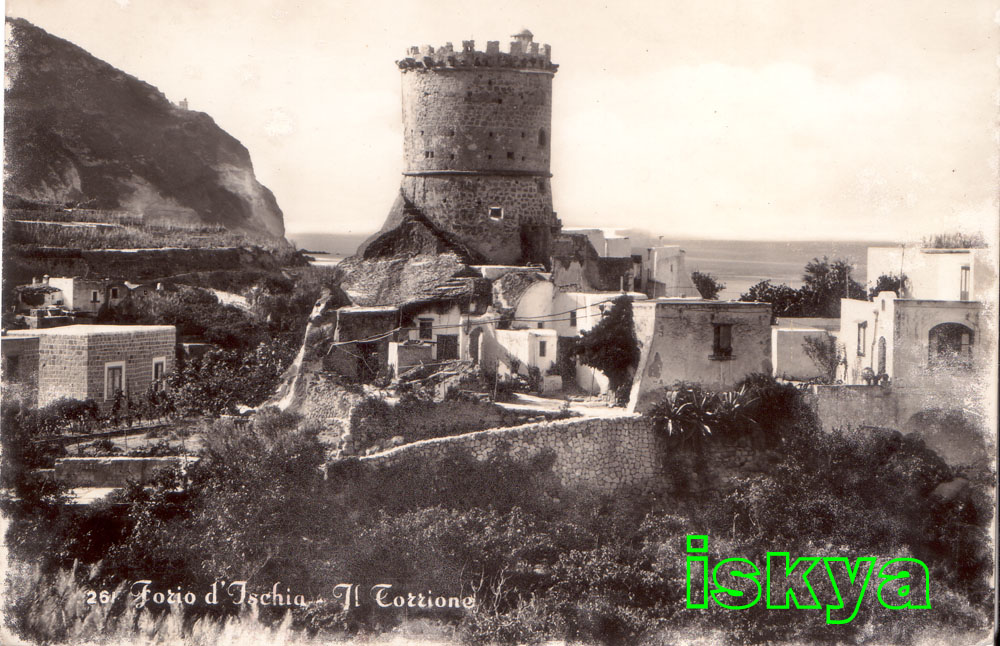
[488,206,503,220]
[960,265,970,300]
[857,321,868,356]
[507,151,514,159]
[418,318,433,340]
[152,356,166,385]
[91,291,99,303]
[111,287,119,299]
[105,362,125,400]
[713,324,733,358]
[537,321,544,329]
[569,310,577,327]
[539,340,547,357]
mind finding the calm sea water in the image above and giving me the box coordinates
[667,239,885,300]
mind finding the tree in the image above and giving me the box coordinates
[690,271,725,300]
[739,280,802,317]
[740,258,866,318]
[798,256,866,317]
[574,295,640,405]
[869,273,907,300]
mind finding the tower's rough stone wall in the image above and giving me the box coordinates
[391,33,560,266]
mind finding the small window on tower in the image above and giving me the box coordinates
[507,152,514,160]
[538,128,547,146]
[424,150,434,159]
[488,206,503,220]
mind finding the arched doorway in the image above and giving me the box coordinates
[469,327,483,364]
[928,323,973,368]
[876,337,887,375]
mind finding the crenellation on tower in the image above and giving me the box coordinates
[398,32,555,72]
[389,29,560,266]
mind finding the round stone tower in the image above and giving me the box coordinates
[392,30,560,266]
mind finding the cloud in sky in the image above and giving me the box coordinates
[5,0,997,241]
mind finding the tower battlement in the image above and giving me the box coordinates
[399,30,556,72]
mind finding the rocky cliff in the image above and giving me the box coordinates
[3,18,285,238]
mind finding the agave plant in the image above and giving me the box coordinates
[647,384,758,441]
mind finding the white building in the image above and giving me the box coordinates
[867,246,993,302]
[639,246,698,298]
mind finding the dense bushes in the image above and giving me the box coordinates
[3,388,993,645]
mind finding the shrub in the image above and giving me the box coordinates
[802,335,840,383]
[691,271,725,300]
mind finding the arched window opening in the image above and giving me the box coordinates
[928,323,973,368]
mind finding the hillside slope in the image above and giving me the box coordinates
[3,17,285,238]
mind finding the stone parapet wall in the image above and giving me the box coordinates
[805,385,900,432]
[361,415,661,494]
[356,414,775,495]
[54,456,197,487]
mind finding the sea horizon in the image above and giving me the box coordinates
[290,232,895,301]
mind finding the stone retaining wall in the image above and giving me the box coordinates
[357,415,773,495]
[361,415,661,494]
[54,456,197,487]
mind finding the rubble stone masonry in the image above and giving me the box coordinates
[8,325,175,409]
[390,34,560,265]
[357,415,773,495]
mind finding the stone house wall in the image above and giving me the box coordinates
[7,325,175,409]
[628,300,773,412]
[82,328,175,407]
[1,335,40,400]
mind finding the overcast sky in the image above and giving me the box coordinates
[5,0,998,241]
